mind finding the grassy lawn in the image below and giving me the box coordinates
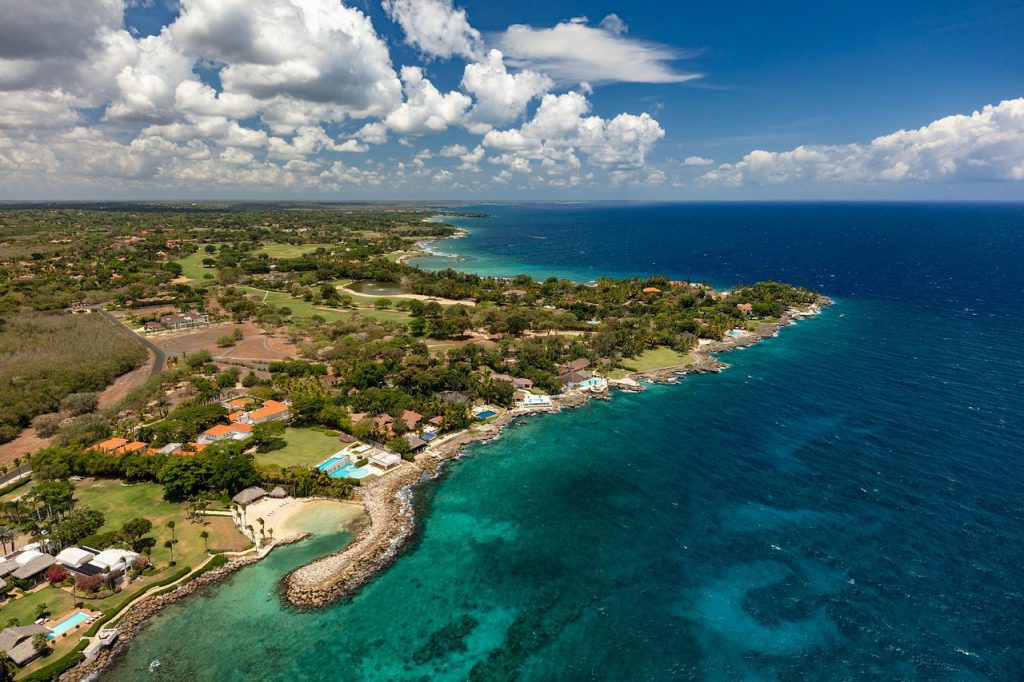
[255,427,341,469]
[259,243,332,258]
[609,347,695,378]
[425,338,497,357]
[0,585,76,627]
[73,479,249,569]
[240,286,411,325]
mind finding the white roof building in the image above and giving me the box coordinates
[13,549,43,566]
[89,549,139,572]
[368,450,401,470]
[55,547,95,568]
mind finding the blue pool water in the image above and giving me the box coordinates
[475,410,496,419]
[47,611,89,639]
[104,203,1024,681]
[328,463,371,479]
[421,433,436,441]
[316,456,343,471]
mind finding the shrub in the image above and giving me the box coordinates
[45,566,69,584]
[74,575,104,594]
[31,413,65,437]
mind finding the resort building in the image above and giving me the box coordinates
[0,624,50,666]
[91,437,129,454]
[232,486,268,506]
[8,550,56,586]
[403,433,427,452]
[89,549,139,573]
[558,369,594,390]
[197,423,253,444]
[367,450,402,471]
[55,547,95,571]
[247,399,290,424]
[160,312,209,329]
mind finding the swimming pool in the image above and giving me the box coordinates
[727,330,745,337]
[421,433,437,441]
[47,611,90,639]
[328,464,371,479]
[317,456,344,471]
[476,410,496,419]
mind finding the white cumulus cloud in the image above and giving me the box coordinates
[496,17,700,84]
[382,0,482,61]
[701,98,1024,186]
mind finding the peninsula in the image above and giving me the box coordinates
[0,203,826,680]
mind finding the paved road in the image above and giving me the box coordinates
[94,307,167,378]
[0,465,31,488]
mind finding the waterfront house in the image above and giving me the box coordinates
[0,624,50,666]
[269,486,287,499]
[512,377,533,390]
[368,450,402,471]
[403,433,428,452]
[558,369,594,390]
[736,303,754,315]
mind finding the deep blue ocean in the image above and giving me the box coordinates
[105,203,1024,681]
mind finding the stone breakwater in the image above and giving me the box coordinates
[283,413,516,608]
[61,536,309,682]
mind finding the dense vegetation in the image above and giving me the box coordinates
[0,203,819,542]
[0,313,146,442]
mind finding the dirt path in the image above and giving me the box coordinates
[336,283,476,307]
[97,350,155,408]
[0,428,51,467]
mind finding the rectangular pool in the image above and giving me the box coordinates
[328,463,371,479]
[476,410,496,419]
[317,456,344,471]
[47,611,90,639]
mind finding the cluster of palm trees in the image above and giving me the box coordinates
[230,504,273,549]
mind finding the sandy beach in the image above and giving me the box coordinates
[242,497,367,544]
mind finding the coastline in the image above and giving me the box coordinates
[281,296,831,610]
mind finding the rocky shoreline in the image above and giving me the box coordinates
[60,535,309,682]
[281,298,831,610]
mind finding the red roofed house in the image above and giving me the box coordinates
[248,400,290,424]
[736,303,754,315]
[120,441,148,455]
[401,410,423,431]
[197,423,253,445]
[642,287,662,293]
[92,437,128,454]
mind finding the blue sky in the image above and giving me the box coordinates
[0,0,1022,199]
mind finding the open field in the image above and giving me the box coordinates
[258,243,332,258]
[218,332,300,362]
[255,427,341,469]
[74,478,250,567]
[175,250,216,283]
[609,347,696,378]
[241,286,412,325]
[425,333,497,356]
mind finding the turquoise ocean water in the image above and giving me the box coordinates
[104,203,1024,681]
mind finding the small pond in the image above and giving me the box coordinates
[348,280,410,296]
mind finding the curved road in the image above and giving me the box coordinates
[94,307,167,378]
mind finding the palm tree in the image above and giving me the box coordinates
[166,519,176,541]
[164,539,175,565]
[200,530,210,552]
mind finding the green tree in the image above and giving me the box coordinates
[119,518,153,552]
